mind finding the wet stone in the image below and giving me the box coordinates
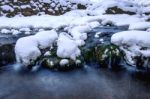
[0,44,15,66]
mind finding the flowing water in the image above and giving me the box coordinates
[0,26,150,99]
[0,64,150,99]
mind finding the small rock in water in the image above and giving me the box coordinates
[12,29,20,35]
[1,29,11,34]
[99,38,104,43]
[59,59,69,66]
[94,32,102,38]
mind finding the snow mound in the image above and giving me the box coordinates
[15,30,58,66]
[15,36,41,66]
[57,33,81,60]
[111,30,150,65]
[129,22,150,30]
[34,30,58,49]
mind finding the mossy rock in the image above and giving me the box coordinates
[132,55,150,70]
[105,6,136,15]
[81,44,122,69]
[41,57,83,71]
[21,8,38,16]
[77,4,86,9]
[94,44,122,68]
[144,12,150,15]
[146,18,150,22]
[81,47,96,63]
[40,48,83,71]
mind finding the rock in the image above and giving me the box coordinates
[0,33,30,65]
[0,44,15,66]
[21,8,38,16]
[95,44,122,68]
[105,6,136,15]
[41,57,82,71]
[81,43,122,69]
[77,4,86,9]
[41,48,83,71]
[147,18,150,22]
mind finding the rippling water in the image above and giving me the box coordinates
[0,64,150,99]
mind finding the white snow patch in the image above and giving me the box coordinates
[1,29,10,34]
[1,5,14,12]
[15,30,58,66]
[57,33,81,60]
[34,30,58,49]
[129,22,150,30]
[60,59,69,66]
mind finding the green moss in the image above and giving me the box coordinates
[81,47,96,63]
[40,48,83,70]
[81,44,122,68]
[94,44,122,68]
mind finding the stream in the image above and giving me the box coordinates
[0,64,150,99]
[0,26,150,99]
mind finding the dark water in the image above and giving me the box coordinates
[0,64,150,99]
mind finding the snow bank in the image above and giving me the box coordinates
[15,30,58,66]
[57,33,81,60]
[129,22,150,30]
[111,30,150,65]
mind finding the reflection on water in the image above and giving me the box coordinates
[0,64,150,99]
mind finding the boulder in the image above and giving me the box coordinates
[105,6,136,15]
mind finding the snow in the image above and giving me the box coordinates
[129,22,150,30]
[57,33,81,60]
[94,32,102,38]
[20,5,31,9]
[15,36,41,66]
[59,59,69,66]
[0,14,144,30]
[1,5,14,12]
[1,29,10,34]
[19,28,31,32]
[15,30,58,65]
[111,30,150,65]
[34,30,58,49]
[11,29,20,35]
[41,0,51,4]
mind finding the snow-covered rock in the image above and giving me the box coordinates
[15,36,41,66]
[34,30,58,49]
[57,33,81,60]
[1,29,11,34]
[111,30,150,67]
[15,30,58,66]
[59,59,69,66]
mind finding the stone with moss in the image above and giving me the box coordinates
[40,49,83,71]
[94,44,122,68]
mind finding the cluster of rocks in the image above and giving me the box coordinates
[0,0,90,17]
